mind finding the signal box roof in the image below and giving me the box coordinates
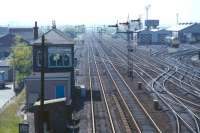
[32,28,74,45]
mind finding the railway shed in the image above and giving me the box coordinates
[167,23,200,43]
[137,28,171,45]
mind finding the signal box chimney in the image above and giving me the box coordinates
[33,21,39,40]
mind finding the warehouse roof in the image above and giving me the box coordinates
[136,28,170,33]
[32,28,74,45]
[167,24,193,31]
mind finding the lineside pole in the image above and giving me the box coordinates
[39,35,45,133]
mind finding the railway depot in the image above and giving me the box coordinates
[0,2,200,132]
[167,23,200,43]
[21,20,200,133]
[135,20,200,46]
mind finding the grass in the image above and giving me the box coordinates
[0,89,25,133]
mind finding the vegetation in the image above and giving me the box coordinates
[0,89,25,133]
[10,36,32,85]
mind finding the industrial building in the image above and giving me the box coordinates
[137,28,171,45]
[136,20,171,45]
[136,20,200,45]
[167,23,200,43]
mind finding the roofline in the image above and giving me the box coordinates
[31,28,74,45]
[167,24,196,32]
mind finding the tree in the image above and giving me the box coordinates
[10,36,32,85]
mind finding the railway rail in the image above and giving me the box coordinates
[88,37,115,133]
[98,34,200,133]
[92,34,162,133]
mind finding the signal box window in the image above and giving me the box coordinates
[48,47,71,68]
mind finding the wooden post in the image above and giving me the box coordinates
[153,99,159,110]
[39,35,45,133]
[13,53,15,91]
[199,51,200,60]
[138,82,142,90]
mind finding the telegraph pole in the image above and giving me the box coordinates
[108,21,119,33]
[97,27,106,40]
[109,19,141,77]
[109,21,134,77]
[119,21,134,77]
[97,27,102,40]
[39,35,45,133]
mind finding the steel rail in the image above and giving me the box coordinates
[95,37,162,133]
[89,38,116,133]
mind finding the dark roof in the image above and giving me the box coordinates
[0,33,28,47]
[32,28,74,45]
[0,27,9,35]
[9,28,33,32]
[0,33,15,47]
[9,28,34,42]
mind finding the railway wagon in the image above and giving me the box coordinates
[165,36,180,48]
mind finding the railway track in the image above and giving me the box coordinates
[87,35,135,133]
[99,34,200,132]
[106,38,200,103]
[153,68,200,133]
[88,37,114,133]
[92,34,162,133]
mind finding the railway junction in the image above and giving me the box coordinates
[74,28,200,133]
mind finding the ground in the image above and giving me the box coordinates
[0,89,25,133]
[0,83,15,109]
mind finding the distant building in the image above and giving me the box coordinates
[0,27,9,35]
[26,22,75,133]
[167,23,200,43]
[9,27,34,42]
[135,19,171,45]
[145,20,159,29]
[0,33,28,59]
[0,60,13,82]
[137,29,171,45]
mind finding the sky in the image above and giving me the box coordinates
[0,0,199,27]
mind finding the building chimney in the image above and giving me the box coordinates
[33,21,39,40]
[52,20,56,29]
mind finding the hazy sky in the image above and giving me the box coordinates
[0,0,199,26]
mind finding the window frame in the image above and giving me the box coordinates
[48,47,72,68]
[36,50,42,67]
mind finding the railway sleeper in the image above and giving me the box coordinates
[112,95,132,133]
[115,92,139,132]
